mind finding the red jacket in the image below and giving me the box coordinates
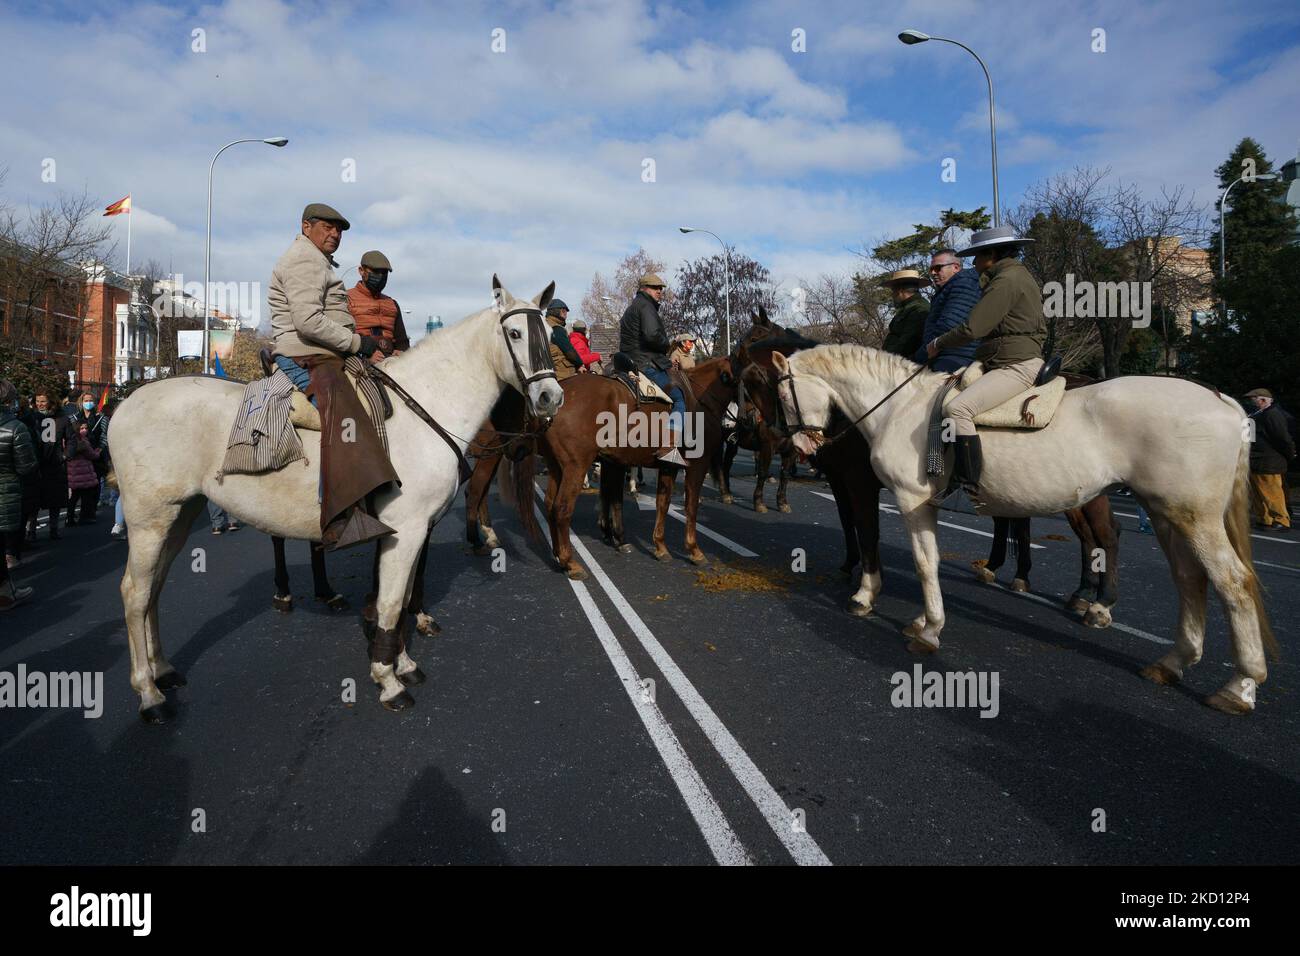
[569,331,601,367]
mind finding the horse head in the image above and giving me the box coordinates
[490,275,564,418]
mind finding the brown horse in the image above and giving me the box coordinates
[508,355,739,578]
[738,339,1122,626]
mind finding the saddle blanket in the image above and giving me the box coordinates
[944,362,1066,429]
[610,369,673,405]
[218,368,304,479]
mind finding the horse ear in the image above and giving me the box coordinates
[771,351,790,375]
[534,281,556,313]
[492,274,508,314]
[758,305,769,324]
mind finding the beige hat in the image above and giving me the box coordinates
[1244,388,1273,399]
[360,250,393,271]
[640,273,667,288]
[880,268,930,288]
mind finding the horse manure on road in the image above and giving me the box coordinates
[694,562,792,594]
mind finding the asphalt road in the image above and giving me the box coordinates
[2,456,1297,865]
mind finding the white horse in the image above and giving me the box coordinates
[110,276,563,721]
[770,345,1278,714]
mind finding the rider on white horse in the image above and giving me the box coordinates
[926,225,1046,502]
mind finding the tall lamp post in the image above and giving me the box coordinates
[1217,172,1278,321]
[204,136,288,373]
[899,29,1000,226]
[679,226,731,354]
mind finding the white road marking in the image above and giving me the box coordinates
[809,491,1044,549]
[979,579,1173,645]
[1255,559,1300,575]
[533,502,750,865]
[543,488,831,866]
[1112,510,1297,546]
[636,494,758,557]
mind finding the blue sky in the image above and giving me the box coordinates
[2,0,1297,331]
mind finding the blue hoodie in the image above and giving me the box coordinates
[915,267,982,372]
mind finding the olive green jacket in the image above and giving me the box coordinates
[933,258,1045,368]
[882,294,928,359]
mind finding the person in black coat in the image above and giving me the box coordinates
[27,390,74,540]
[1246,388,1296,531]
[0,380,38,607]
[618,273,686,466]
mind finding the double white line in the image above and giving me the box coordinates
[534,489,830,866]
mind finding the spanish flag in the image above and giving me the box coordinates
[103,195,131,217]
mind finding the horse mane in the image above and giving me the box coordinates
[791,342,931,390]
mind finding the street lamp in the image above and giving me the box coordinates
[1218,172,1278,318]
[899,29,1000,226]
[679,226,731,354]
[204,136,288,373]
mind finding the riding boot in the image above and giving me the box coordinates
[955,434,983,493]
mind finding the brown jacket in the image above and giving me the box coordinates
[269,234,361,359]
[347,282,410,350]
[933,257,1045,368]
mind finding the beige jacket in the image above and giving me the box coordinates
[269,234,362,359]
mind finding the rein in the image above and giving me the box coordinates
[779,358,932,449]
[364,304,559,486]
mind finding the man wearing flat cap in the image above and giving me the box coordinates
[348,250,410,363]
[880,269,930,360]
[619,273,687,467]
[926,226,1047,500]
[1245,387,1296,532]
[543,299,584,381]
[269,203,398,549]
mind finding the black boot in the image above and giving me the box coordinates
[955,434,983,493]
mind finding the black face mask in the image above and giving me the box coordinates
[364,271,388,294]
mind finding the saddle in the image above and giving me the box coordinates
[606,351,673,405]
[926,356,1066,477]
[259,348,392,432]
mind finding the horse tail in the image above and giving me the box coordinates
[501,448,542,545]
[1223,399,1280,661]
[104,464,118,490]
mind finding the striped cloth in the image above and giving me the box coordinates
[344,354,390,455]
[218,369,304,479]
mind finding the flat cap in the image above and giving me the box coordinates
[1244,388,1272,399]
[640,273,666,288]
[360,250,392,271]
[301,202,350,230]
[546,299,570,315]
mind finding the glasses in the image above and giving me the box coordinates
[929,262,959,274]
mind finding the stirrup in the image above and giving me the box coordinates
[656,447,687,468]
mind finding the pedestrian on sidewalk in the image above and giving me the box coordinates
[66,423,102,525]
[28,391,73,541]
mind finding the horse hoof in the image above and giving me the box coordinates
[906,637,940,655]
[319,594,349,613]
[721,495,733,505]
[1139,662,1180,686]
[415,614,441,637]
[397,667,427,687]
[1010,578,1029,593]
[1083,606,1113,629]
[779,503,792,514]
[616,543,633,554]
[155,670,187,691]
[972,564,996,584]
[1066,596,1090,614]
[688,552,708,566]
[566,567,589,581]
[654,551,672,563]
[273,594,293,613]
[1205,690,1253,715]
[847,601,871,618]
[381,690,416,712]
[139,701,175,724]
[754,503,768,514]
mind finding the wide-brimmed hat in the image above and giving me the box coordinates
[1244,388,1273,399]
[956,225,1033,257]
[880,268,930,288]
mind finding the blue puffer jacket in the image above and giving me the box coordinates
[915,267,982,372]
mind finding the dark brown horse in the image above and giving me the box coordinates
[507,355,738,578]
[738,339,1122,626]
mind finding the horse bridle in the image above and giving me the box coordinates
[776,359,932,451]
[499,306,558,404]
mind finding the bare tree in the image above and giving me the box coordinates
[580,247,673,329]
[791,273,861,343]
[665,250,777,354]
